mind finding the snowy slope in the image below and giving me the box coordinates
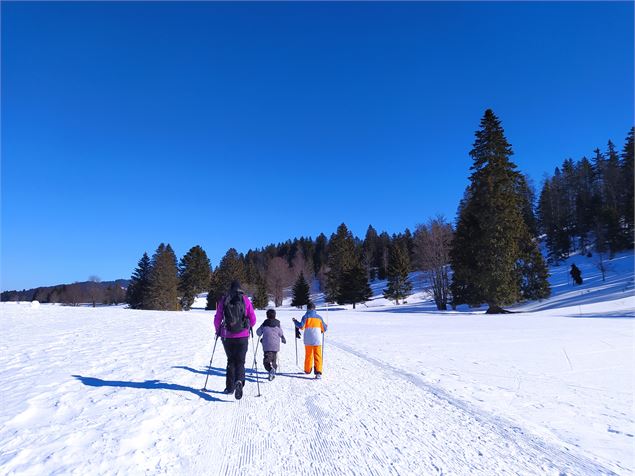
[1,251,633,475]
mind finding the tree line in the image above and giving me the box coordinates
[116,111,635,314]
[7,110,630,314]
[538,128,634,262]
[1,278,127,306]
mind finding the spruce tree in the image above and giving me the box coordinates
[325,224,357,302]
[291,272,311,308]
[313,233,328,276]
[621,128,634,243]
[147,243,179,311]
[377,231,391,280]
[362,225,379,278]
[206,248,246,309]
[339,262,372,309]
[252,273,269,309]
[450,109,549,313]
[126,252,151,309]
[383,242,413,304]
[178,245,212,311]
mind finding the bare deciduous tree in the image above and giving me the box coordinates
[266,257,292,307]
[414,216,453,310]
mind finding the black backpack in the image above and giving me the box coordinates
[223,292,247,332]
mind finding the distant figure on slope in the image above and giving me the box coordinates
[292,302,327,379]
[214,280,257,400]
[256,309,286,381]
[570,264,583,285]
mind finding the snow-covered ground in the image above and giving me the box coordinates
[1,251,633,475]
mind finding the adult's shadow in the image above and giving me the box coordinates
[174,365,265,383]
[73,375,226,402]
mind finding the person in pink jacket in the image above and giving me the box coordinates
[214,280,257,400]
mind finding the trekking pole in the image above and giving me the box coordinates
[201,335,220,392]
[323,302,329,371]
[294,320,298,366]
[251,330,261,397]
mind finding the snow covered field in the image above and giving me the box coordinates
[1,252,633,475]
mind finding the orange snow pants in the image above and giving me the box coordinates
[304,345,323,374]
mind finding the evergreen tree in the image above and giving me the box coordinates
[574,157,596,252]
[603,141,623,254]
[291,272,311,309]
[516,174,538,237]
[126,252,151,309]
[206,248,246,310]
[383,242,413,305]
[178,245,212,311]
[339,262,372,309]
[377,231,391,280]
[518,241,551,301]
[362,225,379,279]
[325,224,357,302]
[621,128,634,244]
[252,272,269,309]
[450,109,549,313]
[147,243,179,311]
[313,233,328,276]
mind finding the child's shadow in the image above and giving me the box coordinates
[73,375,226,402]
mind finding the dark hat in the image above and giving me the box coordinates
[230,280,241,293]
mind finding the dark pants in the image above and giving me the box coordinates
[222,337,249,390]
[263,351,278,371]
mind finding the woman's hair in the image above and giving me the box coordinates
[307,302,316,310]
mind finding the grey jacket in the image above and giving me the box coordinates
[256,318,286,352]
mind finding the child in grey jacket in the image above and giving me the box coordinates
[256,309,286,380]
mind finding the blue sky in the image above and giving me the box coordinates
[2,1,633,290]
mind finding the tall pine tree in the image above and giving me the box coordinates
[126,252,151,309]
[339,262,372,309]
[206,248,246,310]
[325,224,357,303]
[178,245,212,311]
[621,128,634,244]
[147,244,179,311]
[383,242,413,305]
[450,109,549,313]
[252,272,269,309]
[291,272,311,309]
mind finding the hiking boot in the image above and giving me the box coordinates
[268,369,275,381]
[315,373,322,380]
[223,387,234,394]
[234,381,243,400]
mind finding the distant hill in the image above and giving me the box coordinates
[1,279,129,305]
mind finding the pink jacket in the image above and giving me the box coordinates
[214,294,257,339]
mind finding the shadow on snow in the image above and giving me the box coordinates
[72,375,226,402]
[564,310,635,319]
[172,365,268,382]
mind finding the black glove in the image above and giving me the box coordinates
[295,327,302,339]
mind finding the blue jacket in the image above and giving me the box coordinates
[294,310,327,346]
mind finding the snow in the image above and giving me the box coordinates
[1,252,633,475]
